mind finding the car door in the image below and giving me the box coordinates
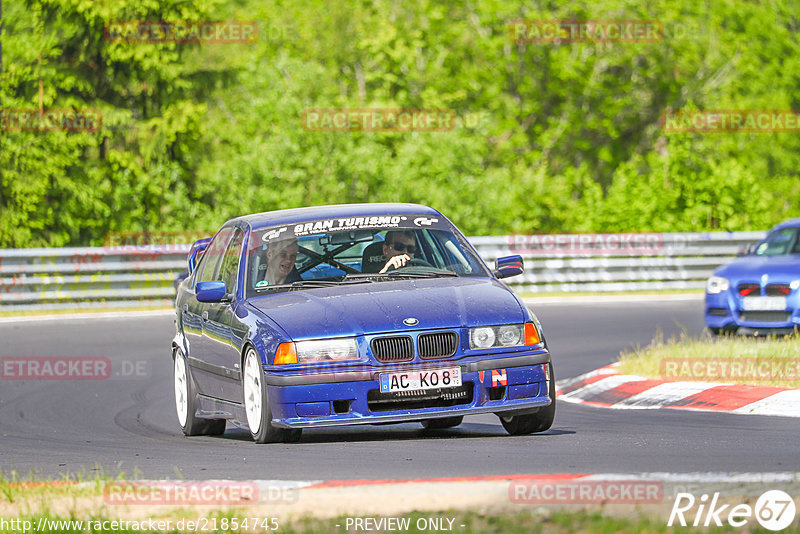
[202,227,246,402]
[185,227,233,396]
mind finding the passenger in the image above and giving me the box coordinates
[262,237,299,286]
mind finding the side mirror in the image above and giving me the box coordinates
[188,237,212,274]
[737,243,755,257]
[494,255,524,279]
[196,281,228,303]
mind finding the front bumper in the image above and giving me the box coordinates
[264,351,551,429]
[705,291,800,332]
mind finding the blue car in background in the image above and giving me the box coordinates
[705,218,800,335]
[172,203,555,443]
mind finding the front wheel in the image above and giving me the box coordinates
[174,349,226,436]
[243,348,301,444]
[499,362,556,435]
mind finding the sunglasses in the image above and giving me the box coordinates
[388,242,417,254]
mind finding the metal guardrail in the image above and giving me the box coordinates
[0,232,766,312]
[471,231,766,293]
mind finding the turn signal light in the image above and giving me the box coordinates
[274,342,298,365]
[524,323,540,345]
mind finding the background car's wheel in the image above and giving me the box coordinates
[421,416,463,429]
[707,326,736,337]
[174,349,226,436]
[243,347,301,444]
[499,362,556,435]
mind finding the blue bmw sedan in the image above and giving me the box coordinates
[705,218,800,335]
[172,204,555,443]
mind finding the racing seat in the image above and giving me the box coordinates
[360,241,386,273]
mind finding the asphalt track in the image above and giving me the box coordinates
[1,297,799,480]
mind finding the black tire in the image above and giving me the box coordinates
[174,349,226,436]
[242,347,302,444]
[421,416,463,429]
[499,362,556,435]
[708,326,737,337]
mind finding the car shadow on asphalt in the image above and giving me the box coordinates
[216,423,573,444]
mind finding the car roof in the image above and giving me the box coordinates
[769,217,800,232]
[225,203,444,231]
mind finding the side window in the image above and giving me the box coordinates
[416,230,447,269]
[195,228,233,285]
[218,229,245,293]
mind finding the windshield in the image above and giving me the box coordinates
[754,227,800,256]
[244,216,489,296]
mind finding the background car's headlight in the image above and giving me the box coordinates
[706,276,730,294]
[470,324,532,349]
[277,338,359,364]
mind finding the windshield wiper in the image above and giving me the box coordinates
[254,279,374,292]
[385,270,459,278]
[345,270,458,280]
[290,279,375,289]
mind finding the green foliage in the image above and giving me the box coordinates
[1,0,799,247]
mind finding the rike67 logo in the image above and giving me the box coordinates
[669,490,797,531]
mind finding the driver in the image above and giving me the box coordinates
[378,230,417,273]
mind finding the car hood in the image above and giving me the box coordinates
[246,277,525,340]
[715,255,800,281]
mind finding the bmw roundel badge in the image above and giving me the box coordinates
[403,317,419,326]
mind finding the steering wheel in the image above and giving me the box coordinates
[385,257,434,271]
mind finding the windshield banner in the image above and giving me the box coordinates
[258,215,449,241]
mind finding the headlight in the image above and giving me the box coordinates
[497,325,522,346]
[275,338,359,364]
[470,324,533,349]
[296,338,359,363]
[470,327,496,349]
[706,276,730,294]
[791,280,800,290]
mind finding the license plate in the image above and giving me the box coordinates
[379,367,462,393]
[742,296,787,311]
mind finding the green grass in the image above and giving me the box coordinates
[617,332,800,387]
[3,476,799,533]
[0,306,172,318]
[0,466,140,504]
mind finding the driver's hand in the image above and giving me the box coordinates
[379,254,410,273]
